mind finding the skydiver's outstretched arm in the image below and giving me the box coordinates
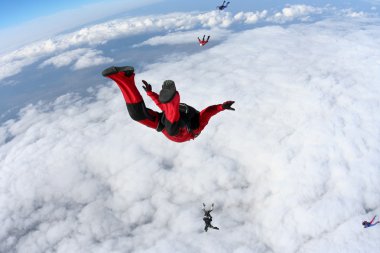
[193,101,234,135]
[144,83,161,106]
[198,37,201,43]
[226,2,230,7]
[370,215,377,224]
[203,35,205,41]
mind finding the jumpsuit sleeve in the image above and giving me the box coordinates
[192,104,225,135]
[146,91,162,107]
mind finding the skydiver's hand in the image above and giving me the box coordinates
[222,101,235,111]
[142,80,152,92]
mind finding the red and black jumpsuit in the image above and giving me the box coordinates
[106,71,225,143]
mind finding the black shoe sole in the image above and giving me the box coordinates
[102,66,134,77]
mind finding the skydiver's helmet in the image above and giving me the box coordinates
[159,80,176,103]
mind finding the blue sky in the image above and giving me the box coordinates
[0,0,107,28]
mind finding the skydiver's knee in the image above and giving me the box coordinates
[126,102,147,121]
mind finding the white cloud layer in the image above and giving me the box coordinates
[133,28,232,47]
[0,7,312,82]
[1,12,380,253]
[39,48,113,70]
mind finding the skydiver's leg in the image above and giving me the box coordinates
[193,104,223,135]
[105,71,160,129]
[226,2,230,6]
[105,71,141,103]
[207,36,210,42]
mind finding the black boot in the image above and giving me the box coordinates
[102,66,134,77]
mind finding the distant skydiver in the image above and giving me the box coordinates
[217,1,230,10]
[198,35,210,46]
[362,215,380,228]
[203,203,219,232]
[101,66,235,143]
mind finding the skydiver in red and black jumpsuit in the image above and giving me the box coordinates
[101,66,235,143]
[198,35,210,46]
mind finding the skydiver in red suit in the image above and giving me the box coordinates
[101,66,235,143]
[198,35,210,46]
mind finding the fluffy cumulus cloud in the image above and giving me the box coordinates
[234,10,268,24]
[39,48,113,70]
[2,7,380,253]
[342,9,368,18]
[268,5,323,23]
[0,39,57,82]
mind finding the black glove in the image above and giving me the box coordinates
[222,101,235,110]
[142,80,152,92]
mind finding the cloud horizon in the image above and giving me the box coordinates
[0,4,342,83]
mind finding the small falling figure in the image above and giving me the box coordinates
[217,1,230,11]
[203,203,219,232]
[362,215,380,228]
[198,35,210,46]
